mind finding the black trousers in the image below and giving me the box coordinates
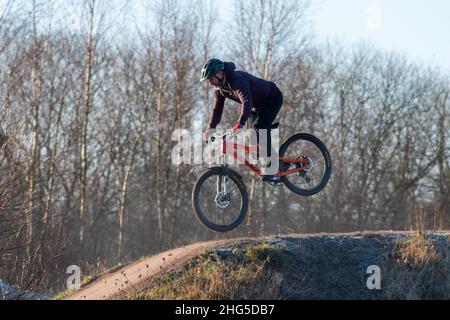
[247,87,283,158]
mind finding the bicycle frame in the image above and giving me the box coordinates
[216,133,310,178]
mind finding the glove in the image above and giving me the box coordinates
[232,123,243,133]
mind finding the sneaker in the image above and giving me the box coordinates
[261,175,282,185]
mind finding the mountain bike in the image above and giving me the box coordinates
[192,123,332,232]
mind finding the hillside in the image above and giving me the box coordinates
[62,231,450,300]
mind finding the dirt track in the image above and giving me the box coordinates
[63,231,450,300]
[64,239,236,300]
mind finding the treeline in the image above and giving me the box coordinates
[0,0,448,293]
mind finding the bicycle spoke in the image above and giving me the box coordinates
[280,134,331,196]
[197,173,243,227]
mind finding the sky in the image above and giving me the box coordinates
[2,0,448,72]
[220,0,450,72]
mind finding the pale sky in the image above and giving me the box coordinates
[3,0,448,72]
[220,0,450,72]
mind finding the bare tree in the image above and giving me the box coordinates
[227,0,312,79]
[114,53,153,259]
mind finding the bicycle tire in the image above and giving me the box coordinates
[279,133,332,196]
[192,166,248,232]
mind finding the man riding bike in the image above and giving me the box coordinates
[200,58,284,183]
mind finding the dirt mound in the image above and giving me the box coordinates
[63,231,450,300]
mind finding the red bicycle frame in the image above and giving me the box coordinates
[220,136,310,178]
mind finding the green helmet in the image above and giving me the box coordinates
[200,58,225,82]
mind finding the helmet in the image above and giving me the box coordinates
[200,58,225,82]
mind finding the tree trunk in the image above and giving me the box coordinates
[80,1,95,246]
[117,94,151,261]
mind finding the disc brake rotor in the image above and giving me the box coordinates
[215,192,230,208]
[296,156,314,182]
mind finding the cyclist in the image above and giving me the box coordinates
[200,58,283,183]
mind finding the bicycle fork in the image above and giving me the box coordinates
[215,172,230,209]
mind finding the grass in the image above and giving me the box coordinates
[51,274,99,300]
[126,243,291,300]
[53,232,449,300]
[51,289,71,301]
[384,232,449,299]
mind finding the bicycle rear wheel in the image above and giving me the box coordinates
[192,166,248,232]
[279,133,332,196]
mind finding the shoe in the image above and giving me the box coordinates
[261,175,281,185]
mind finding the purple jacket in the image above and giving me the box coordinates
[208,62,279,129]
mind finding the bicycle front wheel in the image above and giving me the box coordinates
[192,167,248,232]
